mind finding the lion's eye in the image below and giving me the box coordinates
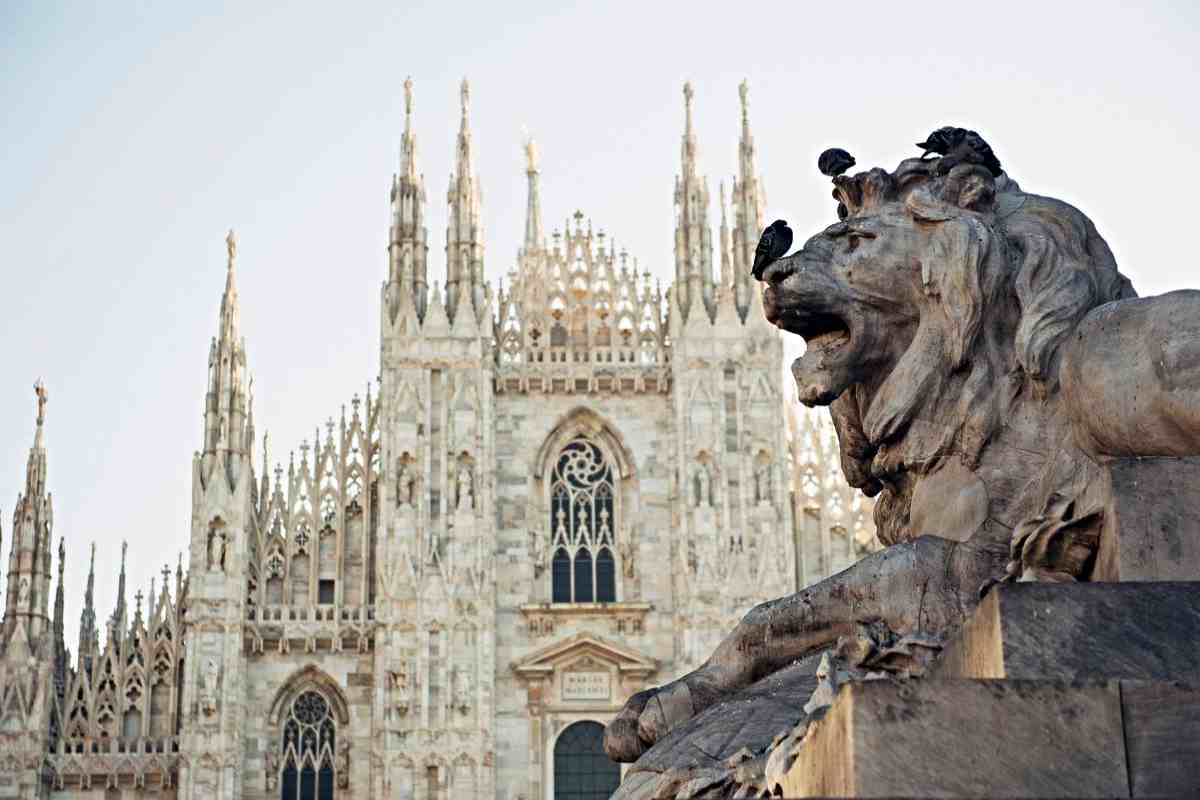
[846,232,874,253]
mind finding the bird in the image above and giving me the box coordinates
[915,127,1003,177]
[751,220,793,280]
[818,148,856,177]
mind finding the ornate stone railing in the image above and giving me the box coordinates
[495,347,671,394]
[46,738,180,791]
[244,604,377,655]
[52,735,180,756]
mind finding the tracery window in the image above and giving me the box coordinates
[550,438,617,603]
[553,720,621,799]
[279,690,336,800]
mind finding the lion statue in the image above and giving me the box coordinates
[604,130,1200,795]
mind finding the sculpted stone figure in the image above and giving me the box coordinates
[456,464,474,511]
[605,128,1200,781]
[200,659,219,717]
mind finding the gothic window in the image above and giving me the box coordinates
[279,690,337,800]
[550,439,617,603]
[553,720,620,799]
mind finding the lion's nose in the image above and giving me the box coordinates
[760,259,794,286]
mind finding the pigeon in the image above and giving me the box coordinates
[915,127,1003,177]
[818,148,856,177]
[751,220,793,280]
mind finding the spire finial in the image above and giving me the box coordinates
[34,379,48,428]
[683,81,695,133]
[58,536,65,576]
[739,79,750,127]
[524,130,539,174]
[403,75,414,119]
[225,229,237,269]
[460,77,471,125]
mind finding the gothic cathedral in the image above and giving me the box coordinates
[0,81,875,799]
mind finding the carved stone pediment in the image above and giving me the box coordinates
[511,633,657,710]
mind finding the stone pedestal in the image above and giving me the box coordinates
[780,679,1130,799]
[935,582,1200,680]
[1092,457,1200,581]
[781,583,1200,798]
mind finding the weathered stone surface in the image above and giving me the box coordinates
[1093,457,1200,581]
[780,679,1129,798]
[935,582,1200,681]
[612,661,818,799]
[1121,680,1200,798]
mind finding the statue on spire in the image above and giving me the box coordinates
[524,133,539,174]
[460,77,471,122]
[34,379,48,427]
[404,76,414,118]
[225,229,237,268]
[739,79,750,126]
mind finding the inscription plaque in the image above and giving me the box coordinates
[562,671,610,701]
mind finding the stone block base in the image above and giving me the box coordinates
[780,679,1130,799]
[935,582,1200,681]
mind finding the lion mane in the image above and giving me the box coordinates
[821,159,1135,546]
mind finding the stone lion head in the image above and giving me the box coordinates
[762,155,1135,545]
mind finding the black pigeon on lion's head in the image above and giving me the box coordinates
[751,220,793,281]
[916,126,1003,177]
[817,148,856,177]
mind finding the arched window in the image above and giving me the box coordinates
[553,720,620,799]
[550,439,617,603]
[279,690,336,800]
[595,549,615,603]
[552,549,572,603]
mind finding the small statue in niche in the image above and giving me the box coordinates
[208,526,228,572]
[396,457,415,507]
[452,667,473,713]
[199,659,220,717]
[265,746,279,790]
[388,664,411,716]
[618,539,637,579]
[336,740,350,789]
[694,465,712,508]
[754,463,773,505]
[17,577,30,606]
[530,529,547,574]
[456,464,474,511]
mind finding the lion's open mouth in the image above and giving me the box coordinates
[789,311,856,406]
[791,312,850,351]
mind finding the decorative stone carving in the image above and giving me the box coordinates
[199,659,219,717]
[693,464,711,508]
[336,739,350,789]
[388,664,411,717]
[605,126,1200,773]
[265,746,279,790]
[396,455,416,507]
[753,462,772,505]
[453,667,473,714]
[456,463,474,511]
[207,526,227,572]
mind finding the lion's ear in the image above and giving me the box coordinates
[944,164,996,213]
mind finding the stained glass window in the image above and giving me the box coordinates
[550,439,617,602]
[279,690,336,800]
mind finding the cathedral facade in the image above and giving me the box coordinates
[0,81,874,799]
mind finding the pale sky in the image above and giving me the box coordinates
[3,1,1199,651]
